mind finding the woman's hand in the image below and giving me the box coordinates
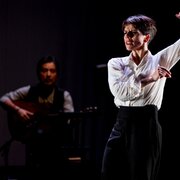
[158,66,171,78]
[140,66,171,88]
[175,12,180,19]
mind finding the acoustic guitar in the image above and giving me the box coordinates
[7,101,65,143]
[7,101,98,143]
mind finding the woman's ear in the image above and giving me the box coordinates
[144,34,150,43]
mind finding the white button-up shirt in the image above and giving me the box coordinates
[108,39,180,110]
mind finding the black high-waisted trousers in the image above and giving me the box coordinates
[101,105,162,180]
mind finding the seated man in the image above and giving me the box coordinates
[0,55,74,178]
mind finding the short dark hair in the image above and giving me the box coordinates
[122,14,157,43]
[36,55,59,79]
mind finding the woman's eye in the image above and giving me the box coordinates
[124,31,138,38]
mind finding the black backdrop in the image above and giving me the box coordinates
[0,0,179,179]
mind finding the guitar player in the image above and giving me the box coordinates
[0,55,74,179]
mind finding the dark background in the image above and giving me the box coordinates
[0,0,179,179]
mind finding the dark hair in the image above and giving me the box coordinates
[36,55,59,79]
[122,14,157,43]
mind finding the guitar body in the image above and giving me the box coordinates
[7,101,98,143]
[7,101,55,143]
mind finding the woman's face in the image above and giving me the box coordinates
[123,24,147,51]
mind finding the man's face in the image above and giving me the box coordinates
[39,62,58,86]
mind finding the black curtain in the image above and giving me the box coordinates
[0,0,179,179]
